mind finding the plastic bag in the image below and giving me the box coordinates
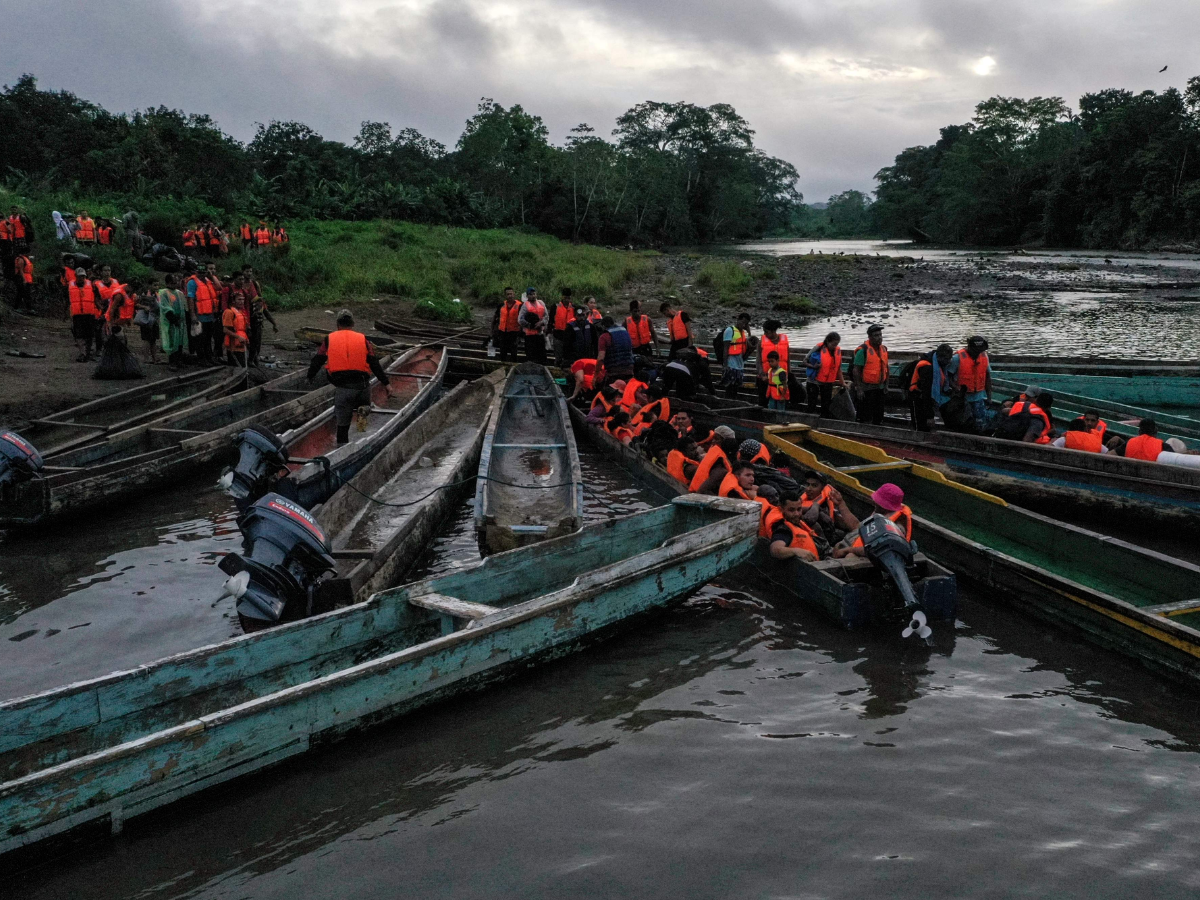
[828,387,857,421]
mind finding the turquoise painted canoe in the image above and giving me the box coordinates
[0,494,757,861]
[994,371,1200,410]
[763,425,1200,684]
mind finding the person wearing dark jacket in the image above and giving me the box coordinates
[307,309,391,444]
[566,306,599,362]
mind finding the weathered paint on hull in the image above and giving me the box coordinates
[0,497,757,860]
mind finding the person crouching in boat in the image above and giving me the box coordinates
[995,391,1054,444]
[667,436,702,486]
[1052,419,1108,453]
[768,492,821,563]
[307,309,392,444]
[569,357,597,401]
[603,408,635,445]
[799,470,857,544]
[690,425,739,494]
[1074,409,1124,452]
[832,483,911,560]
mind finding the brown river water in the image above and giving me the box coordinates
[6,443,1200,898]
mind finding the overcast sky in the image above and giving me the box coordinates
[4,0,1199,201]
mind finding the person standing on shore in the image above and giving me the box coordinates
[566,304,599,362]
[495,287,523,362]
[946,335,992,431]
[68,267,98,361]
[520,287,548,363]
[851,324,889,425]
[719,313,754,400]
[585,296,603,325]
[157,274,188,370]
[661,301,693,359]
[806,331,844,417]
[223,293,250,367]
[13,251,34,312]
[625,299,657,359]
[757,319,792,407]
[552,288,576,367]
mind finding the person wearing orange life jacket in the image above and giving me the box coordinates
[552,288,576,367]
[806,331,845,418]
[908,344,953,432]
[851,324,889,425]
[307,309,392,444]
[633,386,670,428]
[494,287,524,362]
[719,312,755,400]
[105,283,135,329]
[666,436,702,486]
[660,300,693,360]
[736,438,772,467]
[13,252,34,312]
[756,319,793,408]
[718,461,760,500]
[764,351,789,412]
[255,224,271,247]
[1053,419,1107,453]
[183,264,220,363]
[584,295,604,325]
[946,335,992,431]
[6,206,32,255]
[75,211,96,245]
[1074,409,1122,451]
[569,358,598,400]
[769,492,821,562]
[689,426,738,493]
[619,376,649,412]
[240,223,254,250]
[68,268,99,360]
[272,226,289,245]
[1121,418,1166,462]
[603,409,635,445]
[996,392,1054,444]
[833,483,912,559]
[92,265,120,323]
[625,299,657,358]
[182,227,198,250]
[798,469,859,543]
[519,287,548,364]
[222,293,250,367]
[96,221,114,245]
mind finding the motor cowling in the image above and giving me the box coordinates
[219,493,338,631]
[0,431,44,497]
[223,425,289,508]
[858,514,920,612]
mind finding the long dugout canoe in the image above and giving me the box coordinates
[0,495,758,862]
[0,363,348,527]
[670,399,1200,529]
[269,346,447,509]
[763,424,1200,685]
[14,367,247,458]
[567,404,956,630]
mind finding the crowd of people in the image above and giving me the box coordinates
[64,258,276,372]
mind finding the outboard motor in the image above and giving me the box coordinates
[857,514,931,640]
[0,431,44,498]
[219,493,338,632]
[221,425,290,508]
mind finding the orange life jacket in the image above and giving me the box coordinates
[1124,434,1164,462]
[748,443,771,465]
[620,379,648,410]
[760,334,789,373]
[909,359,931,393]
[766,366,789,401]
[224,308,249,350]
[106,288,133,324]
[6,214,25,239]
[634,397,669,426]
[590,392,613,414]
[666,450,693,485]
[554,302,575,332]
[273,229,288,243]
[815,345,842,384]
[325,329,371,373]
[718,471,752,500]
[626,315,653,348]
[1063,430,1103,453]
[69,280,96,316]
[852,508,913,548]
[521,299,546,336]
[725,326,747,358]
[0,220,9,240]
[76,218,96,241]
[241,224,252,240]
[954,349,989,393]
[15,255,33,284]
[98,226,113,245]
[182,229,197,248]
[188,276,217,316]
[94,279,119,303]
[1008,400,1052,444]
[802,484,835,519]
[587,309,604,324]
[255,227,271,245]
[498,301,523,333]
[857,342,889,386]
[689,445,730,493]
[603,420,633,442]
[668,312,689,341]
[773,517,819,557]
[571,358,597,391]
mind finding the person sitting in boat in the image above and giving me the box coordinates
[671,410,712,447]
[1119,418,1165,462]
[619,373,650,414]
[667,436,702,486]
[832,483,912,560]
[800,471,857,543]
[1052,419,1108,453]
[307,309,392,444]
[631,407,659,437]
[737,438,771,466]
[588,385,621,422]
[755,483,781,537]
[1074,409,1124,451]
[767,492,821,563]
[995,391,1054,444]
[719,461,759,500]
[638,420,678,462]
[603,408,635,445]
[568,357,597,401]
[689,425,739,494]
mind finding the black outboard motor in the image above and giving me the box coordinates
[219,493,338,632]
[857,514,931,639]
[221,426,290,509]
[0,431,44,498]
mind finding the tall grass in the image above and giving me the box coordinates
[695,259,753,301]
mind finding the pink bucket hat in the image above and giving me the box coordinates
[610,379,627,392]
[871,483,905,512]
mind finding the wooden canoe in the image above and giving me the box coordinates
[313,371,503,601]
[374,318,489,346]
[475,363,583,554]
[567,403,956,630]
[763,424,1200,684]
[992,370,1200,410]
[13,367,246,458]
[0,364,350,528]
[670,399,1200,528]
[269,346,447,509]
[0,495,757,861]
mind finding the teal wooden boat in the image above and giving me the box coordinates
[568,404,956,630]
[0,494,756,860]
[475,363,583,555]
[763,425,1200,684]
[994,370,1200,410]
[14,367,245,457]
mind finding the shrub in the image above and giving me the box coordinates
[414,297,473,323]
[772,295,820,314]
[695,259,752,300]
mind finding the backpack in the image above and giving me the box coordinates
[897,358,920,394]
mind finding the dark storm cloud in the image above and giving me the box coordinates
[4,0,1200,200]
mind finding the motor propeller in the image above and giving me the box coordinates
[902,609,932,641]
[219,570,250,601]
[216,469,235,491]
